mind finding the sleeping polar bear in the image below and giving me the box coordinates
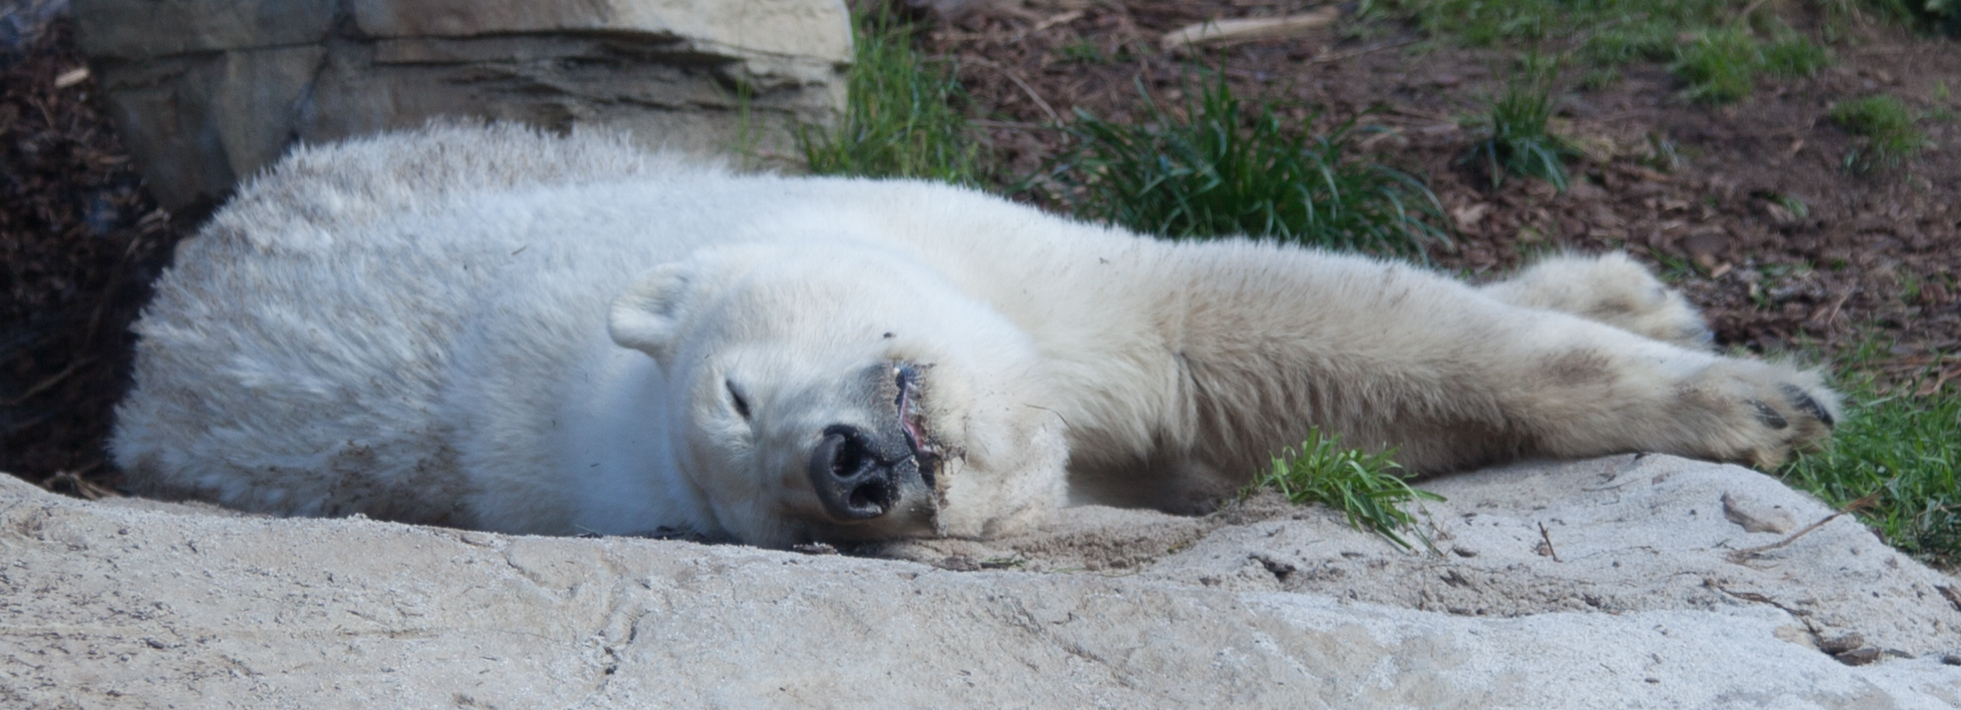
[111,124,1839,547]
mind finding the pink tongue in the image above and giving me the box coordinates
[897,386,926,454]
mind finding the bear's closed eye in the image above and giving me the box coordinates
[726,379,751,420]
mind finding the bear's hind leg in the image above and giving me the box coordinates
[1480,253,1713,349]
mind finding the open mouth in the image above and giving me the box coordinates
[893,362,941,489]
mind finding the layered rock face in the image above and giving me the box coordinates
[3,456,1960,707]
[72,0,850,210]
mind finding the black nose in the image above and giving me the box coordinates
[809,425,896,520]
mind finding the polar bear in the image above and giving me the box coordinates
[111,124,1838,547]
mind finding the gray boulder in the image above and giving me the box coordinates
[2,454,1959,707]
[71,0,850,210]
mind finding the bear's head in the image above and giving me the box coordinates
[608,241,1067,546]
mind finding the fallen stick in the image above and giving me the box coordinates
[1537,522,1561,562]
[1161,7,1340,53]
[1728,490,1882,562]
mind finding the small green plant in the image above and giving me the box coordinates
[1761,35,1832,78]
[1829,94,1928,171]
[1649,251,1698,283]
[1640,133,1685,172]
[799,10,984,183]
[1581,22,1677,66]
[1578,67,1623,91]
[1669,26,1828,103]
[1672,28,1761,102]
[1053,73,1449,255]
[1780,345,1961,568]
[1470,55,1574,190]
[1058,39,1108,64]
[1249,428,1445,551]
[1756,190,1810,221]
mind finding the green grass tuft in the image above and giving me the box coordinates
[1403,0,1747,49]
[1469,56,1574,190]
[1249,428,1445,551]
[1398,0,1836,96]
[1668,27,1829,103]
[1671,27,1762,103]
[1058,39,1109,64]
[1052,73,1449,256]
[799,11,984,184]
[1581,22,1678,66]
[1780,347,1961,568]
[1828,94,1928,171]
[1762,35,1833,77]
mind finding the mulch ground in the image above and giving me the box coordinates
[1,20,182,491]
[1,4,1957,490]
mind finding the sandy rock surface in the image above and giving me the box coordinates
[70,0,849,210]
[3,455,1959,708]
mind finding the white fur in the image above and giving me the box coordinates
[112,124,1839,546]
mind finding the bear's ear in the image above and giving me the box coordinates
[609,263,693,357]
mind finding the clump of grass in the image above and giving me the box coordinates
[1580,21,1678,66]
[799,10,983,183]
[1762,35,1832,77]
[1053,73,1448,256]
[1404,0,1750,50]
[1671,27,1762,102]
[1249,428,1445,551]
[1640,133,1686,172]
[1469,56,1574,191]
[1578,67,1623,91]
[1398,1,1836,99]
[1670,27,1830,103]
[1780,346,1961,568]
[1058,39,1108,64]
[1828,94,1928,171]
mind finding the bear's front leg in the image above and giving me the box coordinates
[1423,304,1839,472]
[1122,248,1840,480]
[1453,253,1837,467]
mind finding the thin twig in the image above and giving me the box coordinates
[969,58,1062,124]
[1728,491,1882,562]
[2,357,92,407]
[1306,37,1422,66]
[1537,522,1561,562]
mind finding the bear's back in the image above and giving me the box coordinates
[111,125,724,523]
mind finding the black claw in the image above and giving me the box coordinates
[1779,383,1835,428]
[1751,400,1789,430]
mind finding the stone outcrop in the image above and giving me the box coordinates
[70,0,850,210]
[3,455,1959,708]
